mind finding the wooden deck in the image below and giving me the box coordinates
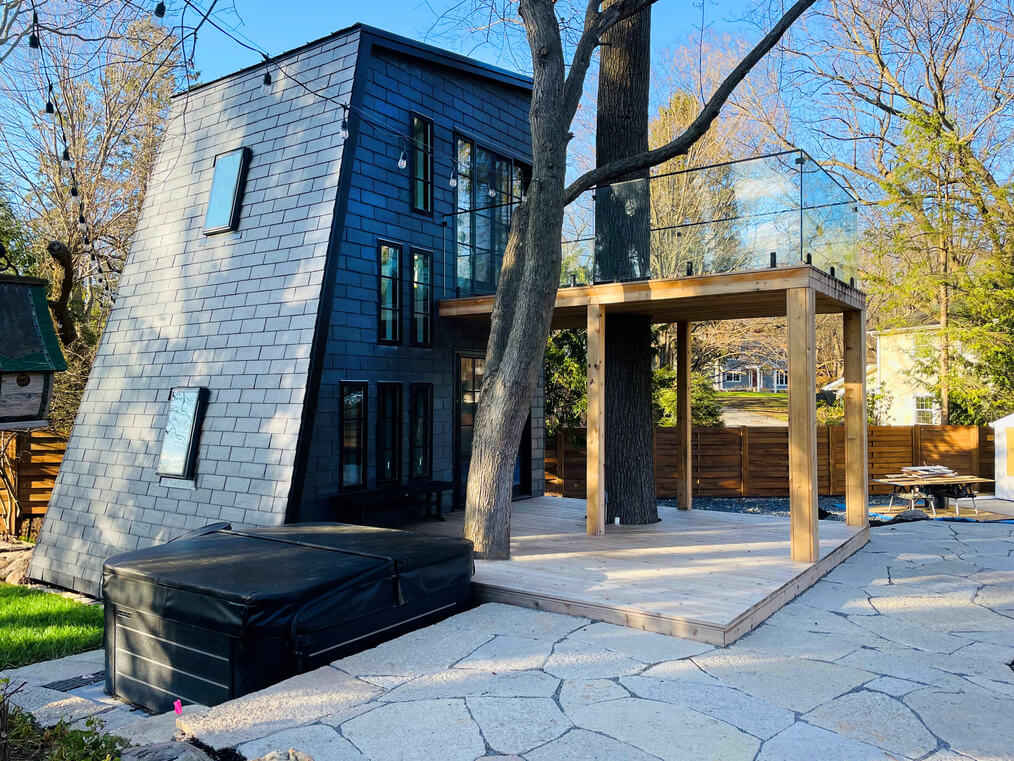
[410,496,869,645]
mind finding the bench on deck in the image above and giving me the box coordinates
[331,480,455,524]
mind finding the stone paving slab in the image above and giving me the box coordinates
[9,520,1014,761]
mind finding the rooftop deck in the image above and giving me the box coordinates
[410,496,869,645]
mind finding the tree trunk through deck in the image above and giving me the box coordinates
[596,2,658,525]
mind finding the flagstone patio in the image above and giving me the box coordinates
[4,519,1014,761]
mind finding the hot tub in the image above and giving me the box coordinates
[102,523,473,712]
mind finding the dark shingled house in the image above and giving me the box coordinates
[31,25,542,596]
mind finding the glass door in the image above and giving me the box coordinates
[455,354,532,506]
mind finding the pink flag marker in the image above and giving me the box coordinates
[173,699,183,715]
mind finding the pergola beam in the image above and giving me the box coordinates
[787,287,819,563]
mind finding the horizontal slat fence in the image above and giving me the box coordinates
[0,430,66,538]
[545,425,994,500]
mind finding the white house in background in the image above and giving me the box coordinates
[871,322,948,425]
[712,355,788,393]
[992,413,1014,501]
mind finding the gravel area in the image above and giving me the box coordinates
[658,496,895,520]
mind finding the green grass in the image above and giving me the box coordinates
[0,583,103,670]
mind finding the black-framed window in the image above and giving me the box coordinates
[156,387,209,480]
[203,147,250,234]
[454,136,528,295]
[378,241,401,344]
[410,383,433,480]
[340,382,367,490]
[377,382,402,484]
[411,115,434,214]
[411,248,433,347]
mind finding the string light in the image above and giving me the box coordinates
[340,112,349,140]
[397,150,407,170]
[260,69,272,96]
[70,184,78,197]
[449,170,457,188]
[154,2,166,19]
[44,84,54,115]
[77,213,87,232]
[61,147,72,169]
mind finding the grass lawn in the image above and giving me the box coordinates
[0,582,103,670]
[716,391,789,416]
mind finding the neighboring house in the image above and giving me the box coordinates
[872,323,948,425]
[30,25,542,596]
[712,355,788,393]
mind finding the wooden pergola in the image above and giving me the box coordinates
[442,264,869,564]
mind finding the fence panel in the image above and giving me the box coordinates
[0,430,66,537]
[545,424,994,500]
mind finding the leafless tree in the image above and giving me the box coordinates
[452,0,818,557]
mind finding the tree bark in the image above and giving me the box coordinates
[46,240,78,347]
[596,1,657,524]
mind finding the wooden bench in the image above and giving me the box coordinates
[331,480,455,524]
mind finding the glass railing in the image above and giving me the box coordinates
[443,149,858,298]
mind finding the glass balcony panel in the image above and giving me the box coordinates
[445,150,857,297]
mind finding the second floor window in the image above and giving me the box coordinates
[204,147,250,234]
[411,115,434,214]
[377,383,401,483]
[378,241,401,344]
[455,136,528,295]
[915,394,939,425]
[411,249,432,346]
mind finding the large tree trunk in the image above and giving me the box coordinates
[464,0,569,558]
[597,2,658,524]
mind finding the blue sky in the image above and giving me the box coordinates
[190,0,754,83]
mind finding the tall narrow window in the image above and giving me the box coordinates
[411,115,433,214]
[411,248,432,347]
[340,382,367,490]
[410,383,433,480]
[377,383,401,484]
[454,136,529,295]
[378,241,401,344]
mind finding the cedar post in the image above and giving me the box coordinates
[741,426,750,496]
[843,310,869,527]
[676,320,693,510]
[587,304,606,535]
[788,288,819,562]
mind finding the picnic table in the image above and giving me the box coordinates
[873,473,993,516]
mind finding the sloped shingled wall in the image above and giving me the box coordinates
[30,31,361,596]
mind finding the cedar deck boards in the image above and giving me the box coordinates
[409,496,868,645]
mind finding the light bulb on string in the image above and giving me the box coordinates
[397,150,407,170]
[261,70,273,96]
[44,85,55,116]
[449,170,457,188]
[70,184,78,198]
[78,213,87,232]
[61,147,72,169]
[154,2,166,18]
[28,11,39,49]
[340,115,349,139]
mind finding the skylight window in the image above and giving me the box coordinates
[203,147,250,234]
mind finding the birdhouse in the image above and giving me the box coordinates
[0,276,67,430]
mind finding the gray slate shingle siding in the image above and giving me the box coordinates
[31,28,543,596]
[296,44,541,518]
[31,31,361,596]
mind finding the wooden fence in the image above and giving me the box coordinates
[0,430,66,538]
[545,424,995,499]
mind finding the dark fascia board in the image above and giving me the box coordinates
[175,22,532,99]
